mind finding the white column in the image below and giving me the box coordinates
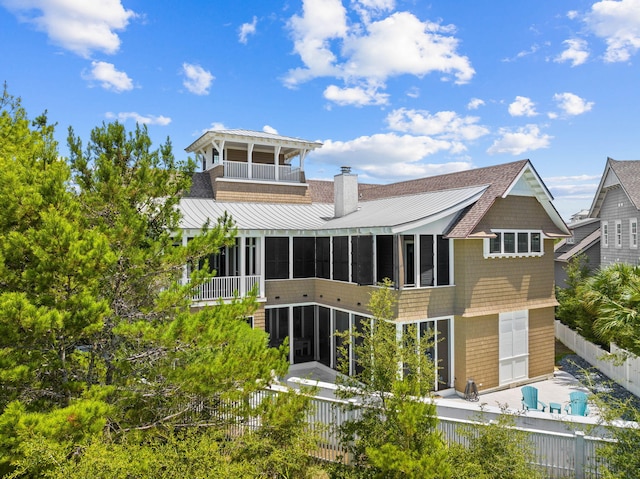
[239,236,246,295]
[247,143,254,179]
[274,146,281,181]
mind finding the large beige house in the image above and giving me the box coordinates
[180,129,570,394]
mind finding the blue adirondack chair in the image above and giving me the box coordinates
[521,385,547,412]
[565,391,589,416]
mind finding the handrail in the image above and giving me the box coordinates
[223,160,302,183]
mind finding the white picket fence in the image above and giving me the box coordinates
[555,320,640,398]
[254,385,610,479]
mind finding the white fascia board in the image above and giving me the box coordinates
[503,164,553,202]
[390,188,486,234]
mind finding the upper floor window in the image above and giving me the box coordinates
[602,222,609,248]
[615,220,622,248]
[486,230,543,258]
[631,219,638,249]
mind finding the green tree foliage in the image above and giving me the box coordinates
[448,413,542,479]
[335,279,450,479]
[555,254,600,341]
[0,89,320,477]
[579,262,640,355]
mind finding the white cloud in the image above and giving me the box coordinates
[567,10,579,20]
[502,44,539,62]
[467,98,485,110]
[323,84,389,106]
[508,96,538,117]
[239,16,257,44]
[585,0,640,62]
[285,1,474,100]
[1,0,136,57]
[83,61,133,92]
[263,125,278,134]
[182,63,214,95]
[555,38,590,66]
[553,92,594,116]
[386,108,489,141]
[487,124,552,155]
[406,86,420,98]
[312,132,472,181]
[352,0,395,23]
[105,111,171,126]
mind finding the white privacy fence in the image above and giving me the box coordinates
[555,320,640,398]
[254,384,611,478]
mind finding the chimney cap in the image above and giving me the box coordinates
[340,166,351,174]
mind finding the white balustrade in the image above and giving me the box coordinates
[191,275,262,301]
[223,161,301,183]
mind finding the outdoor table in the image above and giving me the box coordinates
[549,402,562,414]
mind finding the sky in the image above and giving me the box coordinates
[2,0,640,221]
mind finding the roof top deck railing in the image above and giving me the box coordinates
[223,160,302,183]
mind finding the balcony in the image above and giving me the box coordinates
[223,160,303,183]
[191,275,263,302]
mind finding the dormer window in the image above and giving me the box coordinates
[486,230,543,258]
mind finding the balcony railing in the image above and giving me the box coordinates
[191,275,262,302]
[223,160,302,183]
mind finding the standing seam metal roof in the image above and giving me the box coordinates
[179,185,487,232]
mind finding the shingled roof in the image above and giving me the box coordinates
[309,160,565,238]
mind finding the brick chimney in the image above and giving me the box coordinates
[334,166,358,218]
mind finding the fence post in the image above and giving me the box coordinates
[575,431,585,479]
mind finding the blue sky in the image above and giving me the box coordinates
[2,0,640,221]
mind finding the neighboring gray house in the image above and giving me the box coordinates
[589,158,640,268]
[554,217,600,287]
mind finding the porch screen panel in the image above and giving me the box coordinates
[265,307,289,349]
[419,235,434,287]
[315,237,330,279]
[352,236,373,285]
[265,237,289,279]
[376,235,394,284]
[436,320,450,388]
[334,310,350,370]
[318,306,331,366]
[333,236,349,281]
[293,237,316,278]
[436,235,450,286]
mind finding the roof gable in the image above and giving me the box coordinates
[590,158,640,217]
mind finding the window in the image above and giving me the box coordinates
[616,220,622,248]
[486,230,544,257]
[489,233,502,254]
[265,237,289,279]
[631,219,638,249]
[531,233,541,253]
[503,233,515,253]
[517,232,529,253]
[602,222,609,248]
